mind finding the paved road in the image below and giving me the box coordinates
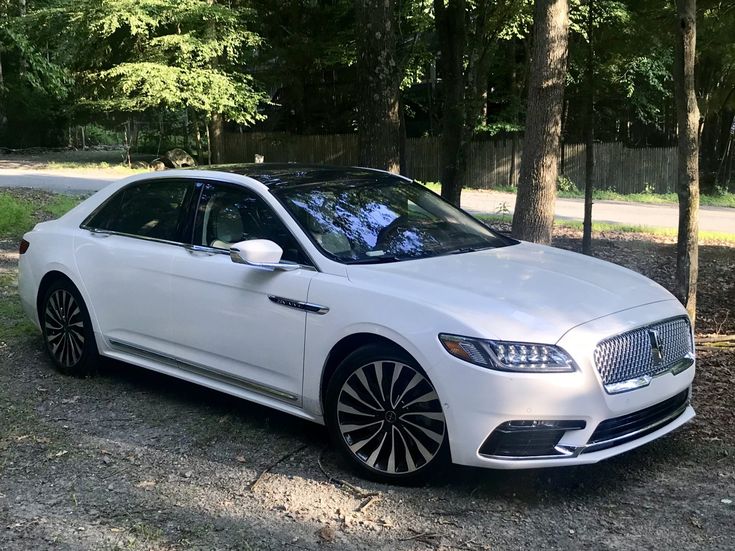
[461,189,735,234]
[1,168,734,234]
[0,168,121,195]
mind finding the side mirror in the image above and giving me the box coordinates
[229,239,299,271]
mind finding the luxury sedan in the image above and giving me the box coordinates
[18,164,696,481]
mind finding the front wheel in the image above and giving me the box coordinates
[325,344,448,482]
[41,280,99,376]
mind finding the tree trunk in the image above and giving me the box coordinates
[673,0,700,324]
[18,0,27,74]
[434,0,466,206]
[511,0,570,244]
[354,0,401,174]
[208,113,225,164]
[0,51,5,132]
[194,115,204,164]
[582,0,595,255]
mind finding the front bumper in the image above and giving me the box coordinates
[432,300,696,469]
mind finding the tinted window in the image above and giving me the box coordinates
[194,183,311,265]
[85,180,192,242]
[275,179,512,263]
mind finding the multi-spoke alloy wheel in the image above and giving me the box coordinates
[41,281,97,375]
[327,347,447,480]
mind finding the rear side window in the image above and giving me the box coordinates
[84,180,192,242]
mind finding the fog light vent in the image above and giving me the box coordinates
[479,420,586,458]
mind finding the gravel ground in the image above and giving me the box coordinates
[0,195,733,550]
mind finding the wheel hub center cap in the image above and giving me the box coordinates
[385,410,397,423]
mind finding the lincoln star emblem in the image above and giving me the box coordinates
[648,329,664,365]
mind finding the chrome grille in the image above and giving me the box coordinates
[593,317,693,386]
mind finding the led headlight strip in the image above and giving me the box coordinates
[439,333,577,373]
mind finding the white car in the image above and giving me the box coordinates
[18,165,696,481]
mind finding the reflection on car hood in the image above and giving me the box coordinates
[346,242,676,343]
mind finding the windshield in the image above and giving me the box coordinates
[274,179,513,263]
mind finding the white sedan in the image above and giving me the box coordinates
[18,165,696,481]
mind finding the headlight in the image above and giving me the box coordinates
[438,333,577,373]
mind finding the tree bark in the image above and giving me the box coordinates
[0,51,5,132]
[511,0,569,244]
[208,114,225,164]
[433,0,466,206]
[582,0,595,255]
[673,0,700,324]
[354,0,401,174]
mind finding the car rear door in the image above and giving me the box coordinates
[168,181,317,405]
[75,178,197,352]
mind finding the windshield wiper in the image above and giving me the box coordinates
[344,255,403,265]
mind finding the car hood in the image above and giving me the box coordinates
[346,242,676,343]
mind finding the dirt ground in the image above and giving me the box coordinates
[0,193,733,550]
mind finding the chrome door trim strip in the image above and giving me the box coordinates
[268,295,329,314]
[108,338,300,404]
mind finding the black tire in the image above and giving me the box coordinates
[41,279,99,376]
[325,343,449,483]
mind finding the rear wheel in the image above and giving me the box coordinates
[325,344,448,482]
[41,280,98,376]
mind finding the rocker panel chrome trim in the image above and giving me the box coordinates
[108,338,300,403]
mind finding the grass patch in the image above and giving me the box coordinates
[46,194,84,218]
[478,213,735,244]
[420,181,735,208]
[0,272,36,341]
[0,193,34,237]
[0,191,84,238]
[558,189,735,208]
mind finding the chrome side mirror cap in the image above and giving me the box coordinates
[229,239,299,271]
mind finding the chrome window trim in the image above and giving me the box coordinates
[81,227,191,249]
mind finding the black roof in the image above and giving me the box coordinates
[200,163,406,188]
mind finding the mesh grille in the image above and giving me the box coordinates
[593,317,693,386]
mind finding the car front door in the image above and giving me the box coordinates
[168,181,317,405]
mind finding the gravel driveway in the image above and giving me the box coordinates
[0,191,734,550]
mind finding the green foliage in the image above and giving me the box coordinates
[0,193,34,238]
[557,175,579,193]
[52,0,268,124]
[0,191,84,239]
[45,195,84,218]
[474,122,523,138]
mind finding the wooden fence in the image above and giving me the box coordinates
[222,133,678,194]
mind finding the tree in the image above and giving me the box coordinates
[673,0,700,323]
[354,0,401,173]
[511,0,570,243]
[582,0,595,254]
[56,0,267,161]
[433,0,524,206]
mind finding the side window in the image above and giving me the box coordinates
[194,183,311,266]
[85,180,192,242]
